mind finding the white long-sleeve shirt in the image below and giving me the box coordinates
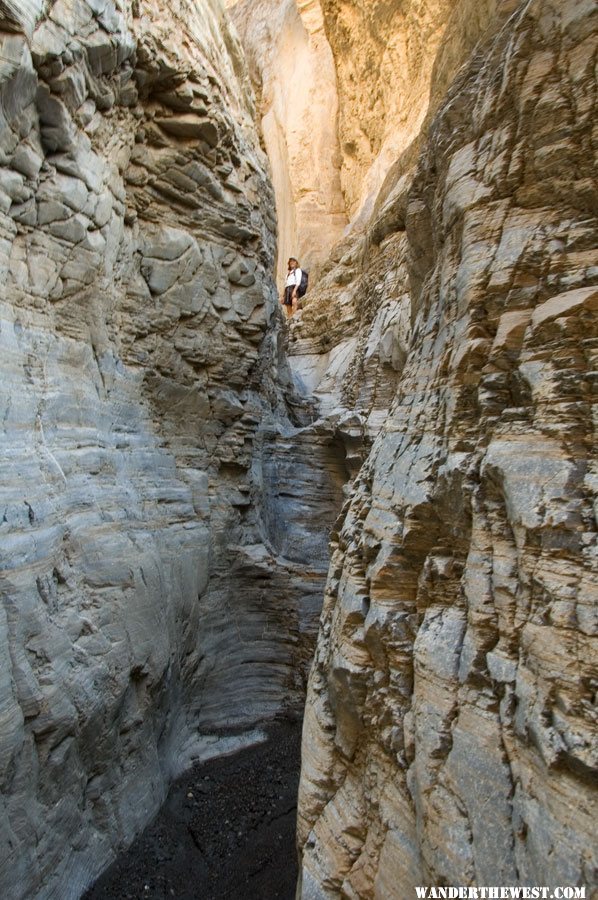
[285,267,302,289]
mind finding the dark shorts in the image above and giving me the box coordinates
[284,286,295,306]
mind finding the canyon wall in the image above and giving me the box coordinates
[229,0,511,292]
[1,0,596,897]
[284,0,518,479]
[227,0,348,287]
[318,0,501,224]
[297,0,598,896]
[0,1,346,897]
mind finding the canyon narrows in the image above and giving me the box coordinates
[0,1,597,900]
[0,0,346,896]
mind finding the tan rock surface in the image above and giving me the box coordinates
[228,0,348,287]
[297,0,598,895]
[317,0,505,225]
[228,0,506,288]
[278,0,517,444]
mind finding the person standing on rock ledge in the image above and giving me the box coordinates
[282,257,302,318]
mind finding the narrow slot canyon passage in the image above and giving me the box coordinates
[0,1,596,899]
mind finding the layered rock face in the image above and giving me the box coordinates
[0,1,346,897]
[297,0,598,895]
[2,0,597,898]
[283,3,516,510]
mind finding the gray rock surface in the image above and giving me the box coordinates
[2,0,597,897]
[0,2,346,897]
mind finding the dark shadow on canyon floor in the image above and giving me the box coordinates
[84,718,302,900]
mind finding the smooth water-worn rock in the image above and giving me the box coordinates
[297,0,598,895]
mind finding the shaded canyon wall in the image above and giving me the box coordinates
[0,1,347,897]
[296,0,598,896]
[0,0,596,898]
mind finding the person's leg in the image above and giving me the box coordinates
[284,286,293,317]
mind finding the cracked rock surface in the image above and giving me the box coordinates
[297,0,598,896]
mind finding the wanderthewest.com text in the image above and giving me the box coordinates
[415,888,586,899]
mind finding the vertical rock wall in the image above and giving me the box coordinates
[0,1,346,897]
[227,0,507,288]
[317,0,504,225]
[1,0,596,897]
[297,0,598,895]
[227,0,348,287]
[275,0,518,451]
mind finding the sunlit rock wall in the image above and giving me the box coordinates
[274,0,513,449]
[227,0,348,287]
[229,0,508,286]
[0,1,346,897]
[318,0,508,225]
[297,0,598,895]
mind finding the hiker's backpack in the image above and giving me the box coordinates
[298,269,309,298]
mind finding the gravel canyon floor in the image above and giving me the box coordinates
[84,719,301,900]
